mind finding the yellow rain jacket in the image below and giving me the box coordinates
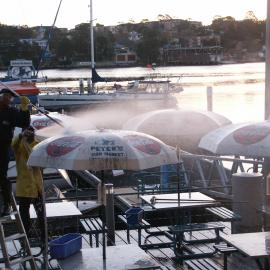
[12,135,42,198]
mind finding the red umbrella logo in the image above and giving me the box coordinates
[124,135,161,155]
[32,119,58,130]
[233,124,270,145]
[47,136,85,157]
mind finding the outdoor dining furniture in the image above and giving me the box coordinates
[140,192,222,261]
[58,244,161,270]
[184,258,223,270]
[140,192,219,224]
[11,201,82,221]
[117,214,150,245]
[168,222,225,263]
[221,231,270,270]
[140,192,219,210]
[205,206,241,233]
[11,201,82,239]
[213,243,238,270]
[117,213,174,250]
[80,217,107,247]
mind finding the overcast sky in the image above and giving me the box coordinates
[0,0,267,29]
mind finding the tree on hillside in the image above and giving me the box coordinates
[140,19,149,24]
[244,11,258,21]
[136,27,167,65]
[95,30,115,62]
[54,37,73,64]
[70,23,90,60]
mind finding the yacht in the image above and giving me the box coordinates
[38,78,181,111]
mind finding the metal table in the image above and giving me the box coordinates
[140,192,218,210]
[58,244,161,270]
[12,201,82,219]
[222,232,270,270]
[141,192,220,262]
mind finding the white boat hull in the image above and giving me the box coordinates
[38,92,178,111]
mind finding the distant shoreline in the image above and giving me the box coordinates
[0,59,263,72]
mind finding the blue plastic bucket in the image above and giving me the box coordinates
[49,233,82,259]
[125,207,144,226]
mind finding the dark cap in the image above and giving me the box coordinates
[23,125,35,132]
[0,88,17,97]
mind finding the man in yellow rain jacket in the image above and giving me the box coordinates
[12,126,45,242]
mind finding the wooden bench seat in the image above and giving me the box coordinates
[206,207,241,233]
[214,243,238,270]
[168,222,225,244]
[118,214,174,250]
[184,258,223,270]
[206,207,241,221]
[80,217,107,247]
[168,223,225,262]
[159,265,177,270]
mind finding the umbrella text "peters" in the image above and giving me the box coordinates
[90,146,126,157]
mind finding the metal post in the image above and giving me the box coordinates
[89,0,95,93]
[207,86,213,111]
[79,79,84,94]
[105,183,115,246]
[263,157,270,207]
[265,0,270,119]
[100,170,106,260]
[87,78,91,94]
[90,0,94,71]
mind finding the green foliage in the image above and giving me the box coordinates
[136,27,167,65]
[211,16,264,53]
[0,15,266,67]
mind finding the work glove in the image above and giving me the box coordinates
[20,96,30,111]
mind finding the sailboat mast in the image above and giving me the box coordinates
[265,0,270,119]
[89,0,105,88]
[90,0,95,70]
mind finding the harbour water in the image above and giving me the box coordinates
[1,62,265,123]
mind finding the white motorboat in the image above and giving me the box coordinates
[38,79,180,111]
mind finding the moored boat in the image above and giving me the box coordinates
[0,59,43,105]
[38,80,180,111]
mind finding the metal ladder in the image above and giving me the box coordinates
[0,192,37,269]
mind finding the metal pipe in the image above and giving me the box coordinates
[180,151,263,165]
[207,86,213,111]
[105,183,115,246]
[265,0,270,119]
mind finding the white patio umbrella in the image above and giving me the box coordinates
[28,129,178,170]
[122,109,231,153]
[199,121,270,220]
[27,129,178,260]
[198,121,270,157]
[35,116,96,141]
[14,112,78,137]
[30,112,71,130]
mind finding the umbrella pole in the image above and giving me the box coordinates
[40,173,49,270]
[176,146,180,205]
[176,160,181,226]
[263,157,270,208]
[101,170,106,260]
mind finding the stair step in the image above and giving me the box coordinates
[0,193,36,269]
[5,233,26,241]
[10,255,34,266]
[0,212,18,223]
